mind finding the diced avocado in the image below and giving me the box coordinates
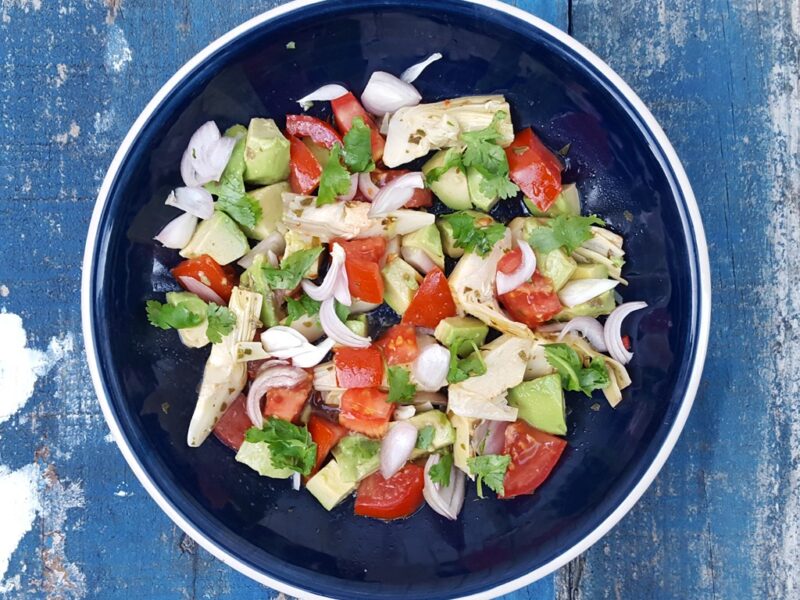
[407,410,456,459]
[240,254,282,327]
[467,167,499,212]
[166,291,210,348]
[434,317,489,355]
[381,256,422,315]
[331,434,381,483]
[282,314,323,342]
[422,149,471,210]
[555,289,616,321]
[306,459,356,511]
[345,315,368,338]
[302,137,331,167]
[508,374,566,435]
[436,210,488,259]
[449,412,477,476]
[284,230,322,279]
[241,182,290,240]
[180,211,249,265]
[401,224,445,270]
[538,248,577,291]
[235,441,294,479]
[571,264,609,280]
[243,118,291,185]
[524,183,581,217]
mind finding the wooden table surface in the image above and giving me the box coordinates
[0,0,797,598]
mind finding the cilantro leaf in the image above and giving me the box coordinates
[262,247,324,289]
[447,339,487,384]
[440,211,507,256]
[205,303,236,343]
[146,300,204,330]
[387,366,416,404]
[343,117,375,173]
[244,417,317,476]
[429,452,453,487]
[317,144,352,206]
[424,147,464,185]
[415,426,435,450]
[285,293,321,325]
[205,127,262,229]
[529,214,605,255]
[467,454,510,498]
[459,111,518,200]
[476,165,520,200]
[544,343,610,396]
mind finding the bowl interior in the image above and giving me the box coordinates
[88,1,703,598]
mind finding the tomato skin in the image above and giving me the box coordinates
[355,464,425,520]
[497,247,523,275]
[372,168,433,208]
[287,134,322,194]
[339,388,394,438]
[331,237,387,263]
[330,92,385,160]
[345,257,384,303]
[375,324,419,365]
[172,255,237,303]
[263,377,313,423]
[213,394,252,451]
[334,346,384,388]
[308,414,348,474]
[498,272,563,328]
[500,421,567,498]
[285,115,343,149]
[402,267,457,329]
[505,128,562,212]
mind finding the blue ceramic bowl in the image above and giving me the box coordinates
[82,1,710,598]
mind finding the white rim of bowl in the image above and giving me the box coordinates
[81,1,712,598]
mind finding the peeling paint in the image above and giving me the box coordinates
[104,25,132,73]
[53,121,81,145]
[0,0,41,24]
[0,463,40,584]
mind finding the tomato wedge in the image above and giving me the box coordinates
[339,388,394,438]
[212,394,251,451]
[330,92,385,160]
[334,346,384,388]
[375,324,419,365]
[331,237,387,263]
[285,115,343,149]
[172,255,237,303]
[345,257,384,303]
[355,464,425,520]
[500,421,567,498]
[287,133,322,194]
[497,247,523,275]
[402,267,457,329]
[263,377,313,423]
[372,168,433,208]
[308,414,348,474]
[505,128,562,212]
[498,272,562,328]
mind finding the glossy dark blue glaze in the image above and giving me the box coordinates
[88,1,703,598]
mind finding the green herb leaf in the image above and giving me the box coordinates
[286,41,296,50]
[544,343,610,396]
[387,366,417,404]
[476,166,520,200]
[145,300,204,331]
[459,111,518,200]
[529,214,605,255]
[447,339,487,384]
[467,454,510,498]
[440,211,507,256]
[245,417,317,476]
[424,147,464,185]
[317,144,352,206]
[343,117,375,173]
[205,303,236,343]
[415,426,435,450]
[285,293,321,325]
[262,247,324,290]
[205,128,262,229]
[578,356,611,393]
[429,452,453,487]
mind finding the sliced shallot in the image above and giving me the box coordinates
[338,173,359,201]
[166,187,215,219]
[401,52,443,83]
[302,243,346,302]
[557,316,608,352]
[603,301,648,365]
[291,472,301,491]
[177,276,225,305]
[413,391,448,407]
[472,420,508,456]
[296,84,349,110]
[393,405,416,420]
[496,240,536,295]
[367,172,425,217]
[423,454,465,520]
[237,232,286,269]
[557,278,619,308]
[360,71,422,116]
[180,121,236,186]
[246,365,308,428]
[411,343,450,390]
[358,171,381,200]
[261,326,310,358]
[154,212,197,249]
[319,297,371,348]
[401,246,437,274]
[380,421,418,479]
[291,337,335,369]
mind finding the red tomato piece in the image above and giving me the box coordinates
[285,114,343,149]
[354,464,425,520]
[375,324,419,365]
[330,92,385,161]
[402,267,457,329]
[498,272,563,328]
[334,346,384,388]
[308,414,348,474]
[500,421,567,498]
[497,247,523,275]
[331,237,387,263]
[339,388,394,438]
[172,255,237,303]
[622,335,632,351]
[505,128,562,212]
[263,377,313,423]
[212,394,251,451]
[287,133,322,194]
[345,257,384,303]
[372,168,433,208]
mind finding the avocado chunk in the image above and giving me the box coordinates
[434,316,489,355]
[436,210,489,259]
[240,254,282,327]
[571,263,609,280]
[345,315,369,338]
[180,211,249,265]
[524,183,581,217]
[422,149,471,210]
[467,167,500,212]
[449,412,477,476]
[381,256,422,315]
[241,182,291,240]
[243,118,291,185]
[302,137,331,167]
[401,224,445,271]
[538,248,577,291]
[507,374,566,435]
[331,434,381,483]
[406,410,456,458]
[555,289,616,321]
[284,230,322,279]
[166,291,210,348]
[235,441,294,479]
[306,459,357,511]
[282,314,323,342]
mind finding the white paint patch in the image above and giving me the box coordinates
[105,25,132,73]
[0,463,41,584]
[0,285,8,297]
[104,432,114,443]
[93,109,115,135]
[52,121,81,145]
[0,0,42,24]
[113,489,132,497]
